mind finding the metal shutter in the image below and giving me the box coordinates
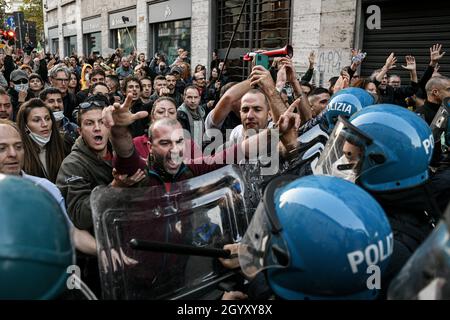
[361,0,450,80]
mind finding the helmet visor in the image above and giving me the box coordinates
[313,117,373,182]
[238,201,290,278]
[430,105,450,143]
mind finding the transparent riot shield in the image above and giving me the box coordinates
[91,165,254,300]
[388,220,450,300]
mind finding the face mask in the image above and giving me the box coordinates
[27,127,51,147]
[14,84,28,92]
[53,111,65,122]
[85,74,90,81]
[331,156,357,183]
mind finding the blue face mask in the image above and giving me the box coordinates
[14,84,29,92]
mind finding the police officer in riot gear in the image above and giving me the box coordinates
[221,175,393,300]
[429,97,450,211]
[0,174,97,300]
[314,104,442,293]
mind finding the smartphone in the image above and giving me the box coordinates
[255,54,269,69]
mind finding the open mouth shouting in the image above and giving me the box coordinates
[166,152,183,170]
[93,134,105,146]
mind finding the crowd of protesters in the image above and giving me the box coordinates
[1,39,449,300]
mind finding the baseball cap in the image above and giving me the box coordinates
[10,69,28,82]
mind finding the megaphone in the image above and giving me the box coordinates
[243,45,293,61]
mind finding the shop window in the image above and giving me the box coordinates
[111,27,137,56]
[153,19,191,65]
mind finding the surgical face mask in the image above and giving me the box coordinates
[53,111,65,122]
[85,73,90,81]
[14,84,29,92]
[331,156,358,183]
[27,127,51,147]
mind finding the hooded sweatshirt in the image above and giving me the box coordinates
[56,136,113,230]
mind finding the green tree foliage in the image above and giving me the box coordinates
[20,0,44,37]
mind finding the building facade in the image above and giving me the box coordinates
[44,0,450,84]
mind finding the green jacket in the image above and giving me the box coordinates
[56,137,113,231]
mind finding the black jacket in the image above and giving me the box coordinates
[370,185,438,295]
[416,100,441,125]
[7,88,34,120]
[63,92,79,123]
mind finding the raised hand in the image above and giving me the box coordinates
[384,52,397,70]
[277,101,301,135]
[102,94,148,128]
[23,54,32,65]
[249,65,276,96]
[401,55,416,72]
[278,57,298,84]
[351,49,367,71]
[4,44,13,56]
[333,70,350,94]
[430,44,446,66]
[308,51,316,69]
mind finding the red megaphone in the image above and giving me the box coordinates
[243,45,293,61]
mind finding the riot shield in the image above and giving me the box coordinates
[387,220,450,300]
[91,165,254,300]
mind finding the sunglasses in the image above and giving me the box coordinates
[72,100,108,121]
[78,101,107,110]
[13,79,28,84]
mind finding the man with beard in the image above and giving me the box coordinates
[165,73,183,107]
[228,88,271,146]
[177,86,208,149]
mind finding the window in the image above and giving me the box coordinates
[154,19,191,65]
[84,32,102,56]
[111,27,136,56]
[64,36,77,56]
[51,38,59,55]
[216,0,292,80]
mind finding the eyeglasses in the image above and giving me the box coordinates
[13,79,28,84]
[54,78,69,83]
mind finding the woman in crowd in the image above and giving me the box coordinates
[179,62,192,85]
[194,64,207,77]
[353,78,381,103]
[16,99,66,183]
[28,73,45,98]
[68,71,81,95]
[80,64,93,91]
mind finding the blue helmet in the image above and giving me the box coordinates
[0,175,74,299]
[332,87,375,108]
[239,175,393,300]
[314,104,434,191]
[325,93,363,132]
